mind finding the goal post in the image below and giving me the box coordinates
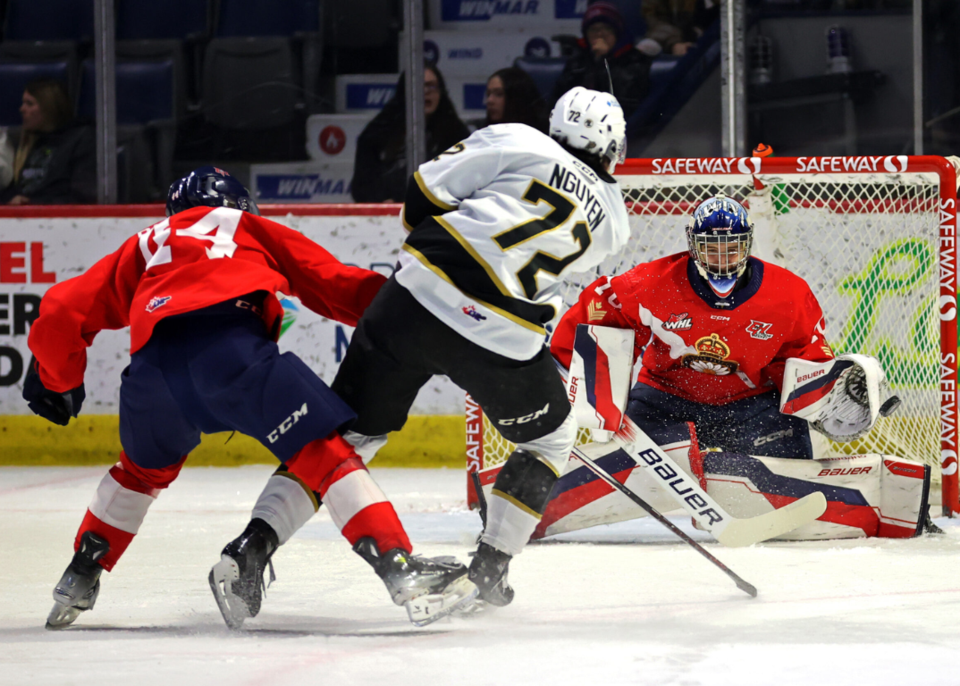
[466,155,960,517]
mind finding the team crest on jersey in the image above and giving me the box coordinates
[746,320,774,340]
[146,296,171,312]
[462,305,486,322]
[587,300,607,322]
[663,313,693,331]
[681,333,740,375]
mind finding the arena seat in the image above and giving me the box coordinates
[4,0,94,41]
[513,56,568,101]
[0,61,72,126]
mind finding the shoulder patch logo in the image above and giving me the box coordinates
[746,320,774,340]
[146,296,171,313]
[462,305,487,322]
[587,300,607,322]
[663,312,693,331]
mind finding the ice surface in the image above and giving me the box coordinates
[2,466,959,686]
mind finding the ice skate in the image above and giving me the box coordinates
[353,537,479,627]
[468,542,514,607]
[209,519,278,630]
[46,531,109,630]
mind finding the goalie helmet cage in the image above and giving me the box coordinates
[465,155,960,517]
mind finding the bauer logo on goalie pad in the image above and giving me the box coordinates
[567,325,634,431]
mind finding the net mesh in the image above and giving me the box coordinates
[477,168,945,479]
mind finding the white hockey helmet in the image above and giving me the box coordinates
[549,87,627,173]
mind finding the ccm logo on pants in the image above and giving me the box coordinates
[498,403,550,426]
[268,403,308,443]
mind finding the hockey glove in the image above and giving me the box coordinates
[22,360,85,426]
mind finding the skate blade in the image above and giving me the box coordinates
[45,602,83,630]
[208,555,249,630]
[405,576,481,627]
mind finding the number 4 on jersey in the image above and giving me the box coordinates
[138,207,242,269]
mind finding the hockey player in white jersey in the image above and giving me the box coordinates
[331,87,631,607]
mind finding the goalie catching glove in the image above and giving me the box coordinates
[780,354,900,442]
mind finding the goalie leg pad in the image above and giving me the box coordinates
[532,422,700,538]
[702,452,930,539]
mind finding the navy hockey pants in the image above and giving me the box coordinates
[118,298,355,470]
[626,382,814,458]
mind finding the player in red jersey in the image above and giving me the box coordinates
[552,194,833,458]
[24,167,470,630]
[546,195,941,539]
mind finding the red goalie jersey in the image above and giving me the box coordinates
[551,252,834,405]
[29,206,387,393]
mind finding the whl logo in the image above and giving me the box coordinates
[319,126,346,155]
[268,403,308,443]
[663,313,692,331]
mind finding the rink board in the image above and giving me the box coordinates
[0,205,466,466]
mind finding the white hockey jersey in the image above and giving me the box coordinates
[396,123,631,360]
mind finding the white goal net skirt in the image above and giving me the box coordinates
[466,155,960,515]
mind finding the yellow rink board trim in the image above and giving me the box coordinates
[0,415,466,468]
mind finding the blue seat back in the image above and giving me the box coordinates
[78,58,174,125]
[216,0,320,37]
[513,56,568,101]
[0,61,71,126]
[117,0,210,40]
[5,0,94,41]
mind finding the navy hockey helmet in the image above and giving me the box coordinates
[166,166,260,217]
[686,194,754,279]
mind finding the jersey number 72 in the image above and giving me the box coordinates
[492,180,592,299]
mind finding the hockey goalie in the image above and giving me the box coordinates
[534,194,936,542]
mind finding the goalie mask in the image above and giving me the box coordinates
[166,166,260,217]
[686,195,754,284]
[549,87,627,173]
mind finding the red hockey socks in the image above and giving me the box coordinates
[74,452,186,571]
[286,433,411,554]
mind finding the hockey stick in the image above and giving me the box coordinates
[614,417,828,547]
[571,445,758,598]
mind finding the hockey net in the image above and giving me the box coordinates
[466,155,960,515]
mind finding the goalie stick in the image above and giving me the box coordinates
[614,417,828,547]
[571,445,758,598]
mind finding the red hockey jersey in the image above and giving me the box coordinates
[29,206,387,393]
[551,253,833,405]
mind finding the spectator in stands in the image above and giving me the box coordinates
[639,0,720,57]
[351,63,469,203]
[0,79,95,205]
[477,67,549,133]
[551,1,651,119]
